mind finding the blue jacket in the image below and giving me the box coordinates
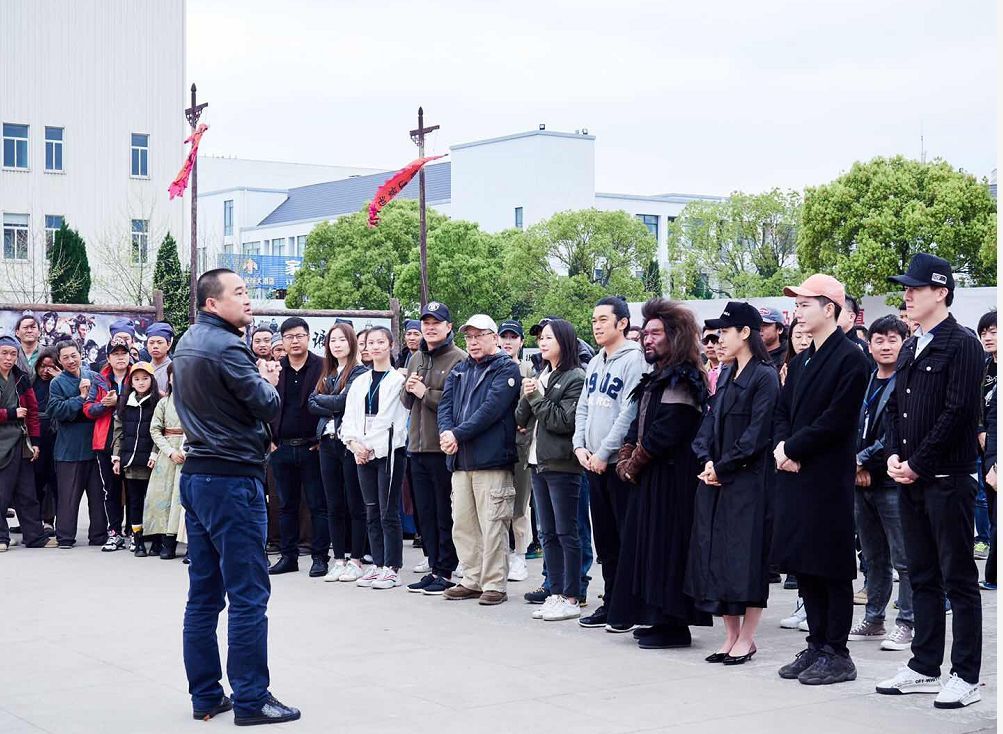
[47,368,97,462]
[438,350,521,472]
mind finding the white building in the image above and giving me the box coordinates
[0,0,186,304]
[198,128,724,299]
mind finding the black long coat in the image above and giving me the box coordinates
[771,329,870,580]
[685,360,780,607]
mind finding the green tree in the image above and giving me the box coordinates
[798,156,997,296]
[152,232,190,337]
[667,189,803,299]
[48,222,91,304]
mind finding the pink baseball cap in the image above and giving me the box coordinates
[783,274,846,310]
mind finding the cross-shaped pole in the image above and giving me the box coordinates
[185,83,208,324]
[410,107,439,308]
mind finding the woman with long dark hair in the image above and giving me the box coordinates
[780,318,812,386]
[515,319,586,622]
[685,302,780,664]
[309,322,369,582]
[341,327,408,589]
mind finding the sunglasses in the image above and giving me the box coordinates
[702,335,719,345]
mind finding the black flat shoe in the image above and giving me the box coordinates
[724,646,757,665]
[233,695,301,727]
[193,694,233,721]
[705,652,729,663]
[308,559,328,578]
[268,556,299,575]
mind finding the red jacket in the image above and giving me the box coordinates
[0,367,41,438]
[83,364,125,451]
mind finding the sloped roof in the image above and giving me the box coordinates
[257,162,451,226]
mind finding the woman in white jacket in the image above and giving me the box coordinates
[340,326,408,590]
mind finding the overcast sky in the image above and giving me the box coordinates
[188,0,996,197]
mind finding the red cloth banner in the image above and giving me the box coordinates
[168,123,209,200]
[368,155,446,227]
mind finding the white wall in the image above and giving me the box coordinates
[198,157,382,193]
[0,0,185,304]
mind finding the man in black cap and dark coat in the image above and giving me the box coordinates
[875,253,984,709]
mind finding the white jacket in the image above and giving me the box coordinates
[339,368,408,458]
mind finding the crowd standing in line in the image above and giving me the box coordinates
[0,252,995,723]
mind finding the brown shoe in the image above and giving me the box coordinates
[443,584,482,601]
[478,590,508,606]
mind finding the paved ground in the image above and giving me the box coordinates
[1,524,997,734]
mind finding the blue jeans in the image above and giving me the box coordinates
[532,470,582,598]
[181,474,271,717]
[855,485,914,626]
[542,474,594,598]
[975,457,991,544]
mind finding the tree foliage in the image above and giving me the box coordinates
[152,232,190,338]
[48,222,91,304]
[798,156,997,295]
[667,189,803,299]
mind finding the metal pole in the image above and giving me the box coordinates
[417,107,429,307]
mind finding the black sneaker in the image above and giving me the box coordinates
[778,647,821,679]
[783,574,799,590]
[524,586,549,604]
[526,542,543,560]
[798,652,857,685]
[309,559,328,578]
[408,573,437,593]
[579,605,607,628]
[233,695,301,727]
[193,694,233,721]
[412,534,424,548]
[422,576,457,596]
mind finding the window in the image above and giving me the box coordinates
[44,127,63,171]
[637,214,658,240]
[242,241,260,255]
[296,235,307,256]
[514,206,524,229]
[223,243,234,256]
[131,133,149,177]
[131,219,149,263]
[272,238,284,257]
[3,124,29,169]
[223,200,233,236]
[3,214,29,260]
[44,215,64,254]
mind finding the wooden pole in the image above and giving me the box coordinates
[185,84,208,324]
[409,107,439,309]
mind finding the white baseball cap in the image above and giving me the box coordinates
[459,314,498,334]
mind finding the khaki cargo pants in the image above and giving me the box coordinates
[451,469,515,593]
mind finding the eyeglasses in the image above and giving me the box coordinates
[465,331,495,341]
[282,332,309,341]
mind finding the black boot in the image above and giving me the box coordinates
[134,531,147,558]
[160,535,178,560]
[148,533,163,556]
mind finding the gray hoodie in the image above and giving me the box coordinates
[573,339,647,462]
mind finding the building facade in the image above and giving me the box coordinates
[0,0,186,304]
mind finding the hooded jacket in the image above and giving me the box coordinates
[401,335,466,453]
[573,339,646,462]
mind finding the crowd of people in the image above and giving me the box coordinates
[0,252,995,723]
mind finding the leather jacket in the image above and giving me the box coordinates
[172,311,280,480]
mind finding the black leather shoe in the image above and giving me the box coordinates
[268,556,299,575]
[308,559,328,578]
[193,694,233,720]
[723,645,757,665]
[705,652,729,663]
[233,695,301,727]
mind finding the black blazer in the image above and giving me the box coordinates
[886,314,983,478]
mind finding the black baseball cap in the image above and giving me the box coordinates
[887,253,955,291]
[529,315,561,337]
[420,301,452,323]
[107,341,131,354]
[498,320,524,338]
[704,301,762,331]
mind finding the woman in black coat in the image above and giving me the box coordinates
[685,302,780,665]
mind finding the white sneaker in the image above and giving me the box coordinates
[880,623,914,651]
[339,562,364,582]
[876,666,942,695]
[356,565,381,587]
[934,673,981,709]
[780,598,807,629]
[325,560,348,582]
[892,568,900,582]
[533,595,560,620]
[543,596,582,622]
[372,567,400,590]
[455,563,464,578]
[413,559,431,574]
[508,553,528,582]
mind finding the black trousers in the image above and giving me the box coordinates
[55,459,106,546]
[33,430,58,523]
[95,451,124,535]
[0,456,45,546]
[586,467,629,604]
[900,476,982,683]
[985,488,996,586]
[125,475,149,532]
[798,573,853,657]
[409,452,458,577]
[319,437,366,559]
[357,449,405,569]
[270,442,329,562]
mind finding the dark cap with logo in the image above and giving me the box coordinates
[887,253,955,291]
[419,301,452,323]
[529,315,562,337]
[498,320,524,338]
[704,301,763,331]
